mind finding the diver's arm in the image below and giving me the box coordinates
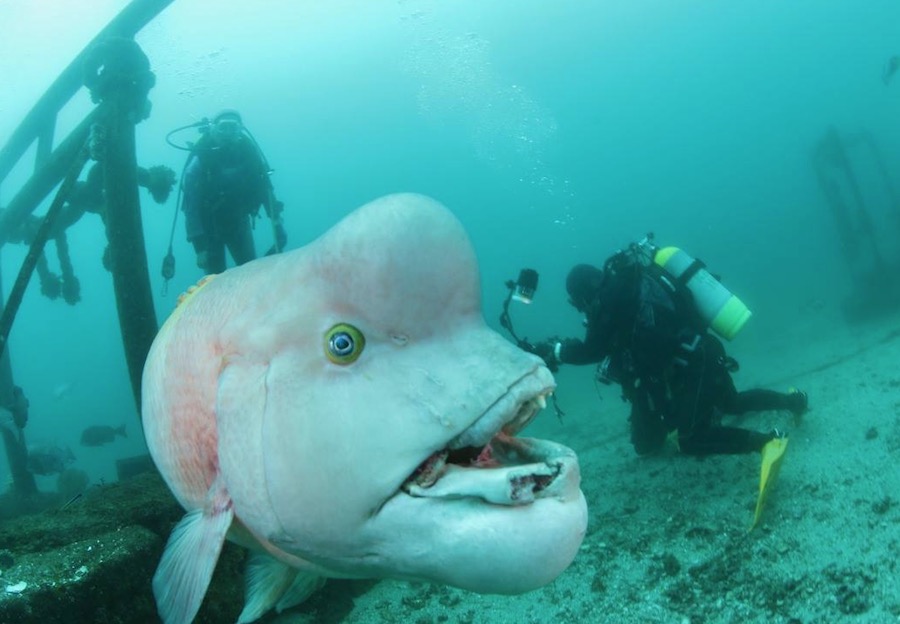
[556,280,633,367]
[181,155,206,243]
[556,316,608,365]
[557,336,604,365]
[241,139,276,216]
[137,165,176,204]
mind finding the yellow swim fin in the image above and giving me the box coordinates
[750,437,788,530]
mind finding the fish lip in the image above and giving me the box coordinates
[399,366,568,504]
[448,366,556,450]
[402,434,580,506]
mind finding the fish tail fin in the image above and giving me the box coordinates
[152,484,233,624]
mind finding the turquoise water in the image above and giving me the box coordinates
[1,1,899,620]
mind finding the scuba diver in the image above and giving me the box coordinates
[519,235,809,457]
[165,109,286,276]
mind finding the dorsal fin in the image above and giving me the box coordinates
[176,274,217,307]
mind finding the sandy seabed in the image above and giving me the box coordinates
[270,305,900,624]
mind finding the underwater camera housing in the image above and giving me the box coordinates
[511,268,539,304]
[499,268,539,344]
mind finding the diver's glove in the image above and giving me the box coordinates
[518,339,560,373]
[140,165,177,204]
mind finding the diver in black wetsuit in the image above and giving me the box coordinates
[524,254,808,457]
[181,109,286,274]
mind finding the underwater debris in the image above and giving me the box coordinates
[4,581,27,594]
[0,472,246,622]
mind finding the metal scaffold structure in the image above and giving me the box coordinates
[0,0,174,504]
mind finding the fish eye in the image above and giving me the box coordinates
[324,323,365,364]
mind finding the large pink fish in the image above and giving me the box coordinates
[142,193,587,623]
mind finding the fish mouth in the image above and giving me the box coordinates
[401,370,578,505]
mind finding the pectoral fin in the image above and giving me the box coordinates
[153,478,234,624]
[237,552,325,623]
[276,568,327,613]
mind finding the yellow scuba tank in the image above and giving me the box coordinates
[653,246,751,340]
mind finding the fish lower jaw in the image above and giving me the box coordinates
[401,434,580,506]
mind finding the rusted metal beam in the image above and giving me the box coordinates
[0,0,175,186]
[102,95,159,413]
[0,270,36,497]
[0,110,97,246]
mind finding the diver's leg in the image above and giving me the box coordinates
[678,425,773,456]
[226,217,257,267]
[629,389,668,455]
[205,238,227,274]
[726,389,808,417]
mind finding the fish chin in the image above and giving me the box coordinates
[358,366,588,592]
[376,366,589,593]
[368,440,587,595]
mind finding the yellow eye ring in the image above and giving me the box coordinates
[324,323,365,365]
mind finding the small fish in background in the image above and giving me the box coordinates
[884,55,900,86]
[80,424,127,447]
[52,381,75,401]
[798,297,827,315]
[26,445,76,476]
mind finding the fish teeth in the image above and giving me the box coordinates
[453,395,544,448]
[404,391,557,493]
[505,399,538,435]
[406,450,448,489]
[448,371,555,450]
